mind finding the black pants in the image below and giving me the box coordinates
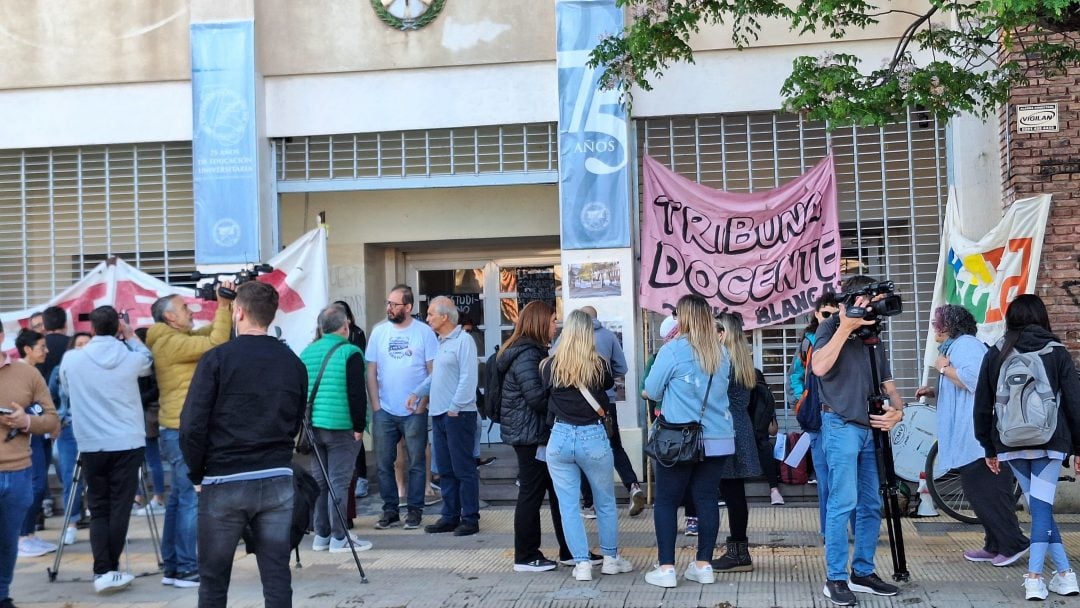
[580,406,637,507]
[755,435,780,488]
[198,475,293,608]
[513,445,570,564]
[81,448,144,575]
[720,478,749,542]
[959,459,1029,556]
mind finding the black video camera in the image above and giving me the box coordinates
[842,280,903,321]
[192,264,273,301]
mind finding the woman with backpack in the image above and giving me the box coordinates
[642,295,735,588]
[916,305,1028,567]
[789,294,840,537]
[541,310,634,582]
[974,294,1080,600]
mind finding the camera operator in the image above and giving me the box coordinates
[811,275,904,606]
[59,306,153,594]
[146,281,234,589]
[0,320,60,608]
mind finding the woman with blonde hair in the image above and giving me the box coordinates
[642,295,734,588]
[710,312,761,573]
[541,310,634,582]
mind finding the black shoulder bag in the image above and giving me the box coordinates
[644,372,715,468]
[295,342,348,455]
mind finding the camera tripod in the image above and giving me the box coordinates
[864,335,911,582]
[47,453,163,582]
[301,416,368,582]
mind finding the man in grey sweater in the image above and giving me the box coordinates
[409,296,480,536]
[60,306,153,595]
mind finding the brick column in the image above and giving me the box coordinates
[1000,33,1080,357]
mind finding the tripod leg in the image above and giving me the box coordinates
[139,463,163,569]
[48,455,82,582]
[873,428,910,581]
[304,421,367,582]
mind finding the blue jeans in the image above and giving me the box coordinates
[431,412,480,526]
[374,409,427,516]
[21,435,49,536]
[198,475,293,608]
[546,421,618,561]
[0,467,32,600]
[138,436,165,497]
[1008,457,1069,575]
[310,428,361,540]
[55,424,83,523]
[821,412,881,581]
[159,428,198,575]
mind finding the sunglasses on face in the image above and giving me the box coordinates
[819,310,834,318]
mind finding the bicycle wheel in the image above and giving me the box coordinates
[924,442,980,524]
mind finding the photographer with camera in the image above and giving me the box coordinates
[146,281,234,590]
[59,306,153,594]
[812,276,905,606]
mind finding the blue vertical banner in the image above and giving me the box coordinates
[191,21,260,264]
[556,1,631,250]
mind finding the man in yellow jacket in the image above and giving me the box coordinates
[145,284,233,589]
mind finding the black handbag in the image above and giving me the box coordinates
[577,385,616,440]
[644,372,714,468]
[295,342,347,455]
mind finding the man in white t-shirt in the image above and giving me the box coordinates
[366,284,439,530]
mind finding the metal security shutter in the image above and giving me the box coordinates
[0,143,196,311]
[639,109,947,427]
[274,123,559,186]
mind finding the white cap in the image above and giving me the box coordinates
[658,316,678,340]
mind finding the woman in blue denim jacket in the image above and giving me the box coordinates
[643,294,733,588]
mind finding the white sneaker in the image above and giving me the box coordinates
[1025,576,1049,601]
[684,561,715,584]
[311,534,331,552]
[62,527,77,546]
[645,566,677,588]
[601,554,633,575]
[770,488,785,505]
[1049,570,1080,596]
[17,537,48,558]
[573,561,593,581]
[581,507,596,520]
[33,537,58,554]
[330,532,373,553]
[93,571,134,594]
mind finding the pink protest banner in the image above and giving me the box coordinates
[640,155,841,329]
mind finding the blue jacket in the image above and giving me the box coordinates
[643,337,733,440]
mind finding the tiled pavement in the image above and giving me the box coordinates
[11,501,1076,607]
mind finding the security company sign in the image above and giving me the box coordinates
[1016,103,1059,134]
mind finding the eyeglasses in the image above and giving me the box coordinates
[385,301,406,308]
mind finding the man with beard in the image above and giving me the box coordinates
[366,285,439,531]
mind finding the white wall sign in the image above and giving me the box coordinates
[1016,103,1059,133]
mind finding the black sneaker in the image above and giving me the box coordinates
[453,522,479,536]
[824,580,857,606]
[514,558,558,572]
[849,572,899,596]
[403,511,422,530]
[559,552,603,566]
[424,519,458,534]
[374,512,400,530]
[477,457,497,467]
[173,571,200,589]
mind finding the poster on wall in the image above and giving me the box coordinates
[923,192,1052,369]
[567,261,621,298]
[555,0,631,250]
[639,155,841,330]
[191,21,261,264]
[516,267,557,309]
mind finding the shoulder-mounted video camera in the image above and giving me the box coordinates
[192,264,273,301]
[842,280,903,339]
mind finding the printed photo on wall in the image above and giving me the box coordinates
[567,261,622,298]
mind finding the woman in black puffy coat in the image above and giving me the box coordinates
[497,301,578,572]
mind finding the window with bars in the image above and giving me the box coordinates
[0,143,196,311]
[638,109,948,428]
[274,123,559,182]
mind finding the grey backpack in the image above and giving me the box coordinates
[994,341,1062,448]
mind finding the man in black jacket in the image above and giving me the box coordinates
[180,281,307,608]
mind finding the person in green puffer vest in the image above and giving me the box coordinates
[299,306,372,554]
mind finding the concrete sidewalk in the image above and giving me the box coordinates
[10,500,1073,607]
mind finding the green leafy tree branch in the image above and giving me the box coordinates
[589,0,1080,126]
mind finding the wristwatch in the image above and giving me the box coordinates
[938,363,951,373]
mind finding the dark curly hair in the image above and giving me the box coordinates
[931,304,977,338]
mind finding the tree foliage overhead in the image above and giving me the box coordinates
[589,1,1080,126]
